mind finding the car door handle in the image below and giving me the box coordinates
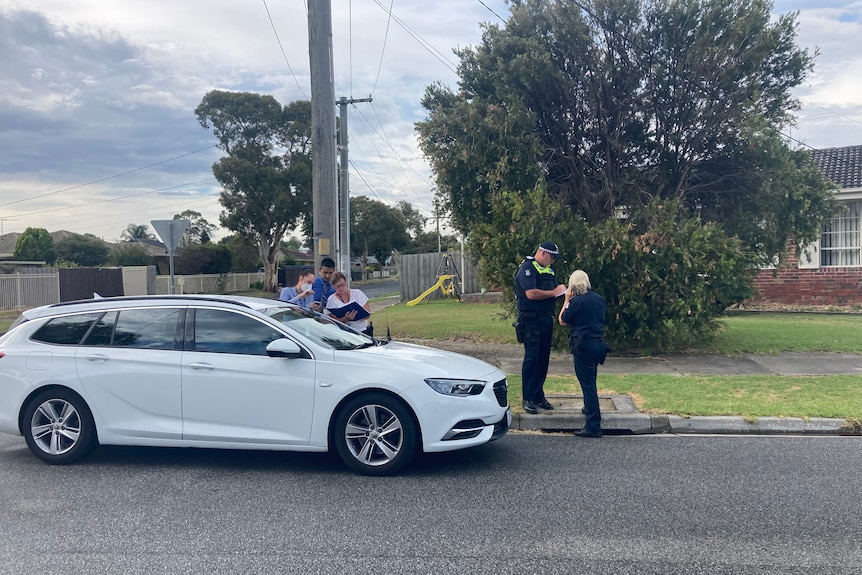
[188,362,215,370]
[83,354,110,362]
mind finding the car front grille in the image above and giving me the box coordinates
[492,378,508,407]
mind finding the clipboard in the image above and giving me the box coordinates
[326,301,370,320]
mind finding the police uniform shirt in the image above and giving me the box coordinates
[560,289,606,338]
[514,256,557,315]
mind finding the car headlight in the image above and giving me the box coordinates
[425,378,486,396]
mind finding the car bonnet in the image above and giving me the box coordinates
[350,340,502,380]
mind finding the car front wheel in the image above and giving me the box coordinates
[334,393,418,476]
[22,389,97,465]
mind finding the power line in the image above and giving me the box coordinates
[262,0,309,99]
[798,100,862,127]
[370,0,395,96]
[369,0,459,74]
[7,178,218,219]
[63,194,222,236]
[477,0,507,24]
[355,103,434,210]
[0,145,219,208]
[347,159,413,228]
[350,107,433,213]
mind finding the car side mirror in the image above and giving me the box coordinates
[266,338,305,359]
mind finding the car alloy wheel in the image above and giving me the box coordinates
[334,392,417,476]
[23,389,97,465]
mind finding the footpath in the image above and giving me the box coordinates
[369,296,862,436]
[402,336,862,437]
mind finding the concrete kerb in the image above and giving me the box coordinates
[513,394,858,437]
[515,411,857,436]
[368,298,861,436]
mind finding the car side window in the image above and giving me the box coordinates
[31,312,103,345]
[192,308,284,356]
[81,311,118,347]
[110,309,181,350]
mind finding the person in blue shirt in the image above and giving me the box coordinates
[310,257,336,312]
[278,267,316,309]
[514,241,567,414]
[559,269,608,438]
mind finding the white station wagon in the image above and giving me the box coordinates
[0,295,510,475]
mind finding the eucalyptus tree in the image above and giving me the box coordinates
[195,91,312,291]
[172,210,216,246]
[350,196,411,274]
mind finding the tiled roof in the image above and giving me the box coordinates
[808,145,862,189]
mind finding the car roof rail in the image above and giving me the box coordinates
[45,295,256,310]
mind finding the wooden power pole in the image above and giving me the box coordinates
[307,0,338,270]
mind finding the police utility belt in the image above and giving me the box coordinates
[517,311,550,319]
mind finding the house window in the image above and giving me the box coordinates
[821,200,861,266]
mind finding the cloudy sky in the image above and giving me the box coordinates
[1,0,860,243]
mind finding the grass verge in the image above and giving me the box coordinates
[510,374,862,420]
[378,300,862,354]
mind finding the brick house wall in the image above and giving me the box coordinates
[749,145,862,306]
[752,246,862,305]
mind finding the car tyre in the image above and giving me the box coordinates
[23,389,97,465]
[334,392,418,476]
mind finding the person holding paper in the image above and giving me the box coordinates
[326,271,372,335]
[278,267,316,309]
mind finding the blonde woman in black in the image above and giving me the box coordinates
[558,270,608,438]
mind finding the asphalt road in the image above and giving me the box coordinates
[1,433,859,574]
[354,278,400,299]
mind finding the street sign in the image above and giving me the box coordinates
[151,219,190,294]
[151,219,189,252]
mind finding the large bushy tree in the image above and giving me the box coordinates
[218,233,262,272]
[14,227,54,263]
[109,243,154,267]
[417,0,835,350]
[175,244,232,274]
[173,210,216,246]
[195,91,312,291]
[54,234,109,267]
[350,196,411,272]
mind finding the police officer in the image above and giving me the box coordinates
[514,241,567,414]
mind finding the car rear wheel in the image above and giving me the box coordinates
[23,389,97,465]
[334,392,418,476]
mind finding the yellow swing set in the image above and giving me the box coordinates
[406,253,463,306]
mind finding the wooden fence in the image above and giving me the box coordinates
[0,267,254,310]
[398,252,480,302]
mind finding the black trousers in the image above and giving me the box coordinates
[574,339,605,432]
[521,315,552,403]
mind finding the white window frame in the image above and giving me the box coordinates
[819,198,862,267]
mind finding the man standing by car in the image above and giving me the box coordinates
[514,241,567,414]
[310,257,337,312]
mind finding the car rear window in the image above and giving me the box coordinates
[31,313,103,345]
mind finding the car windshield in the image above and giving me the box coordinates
[263,305,375,351]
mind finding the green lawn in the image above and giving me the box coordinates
[378,299,862,354]
[380,300,862,420]
[536,374,862,420]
